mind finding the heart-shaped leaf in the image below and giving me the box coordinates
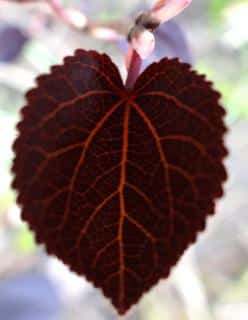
[12,49,227,315]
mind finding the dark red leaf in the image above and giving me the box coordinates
[12,49,227,315]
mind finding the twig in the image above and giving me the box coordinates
[46,0,87,29]
[46,0,124,41]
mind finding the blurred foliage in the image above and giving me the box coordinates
[0,25,28,63]
[198,1,248,121]
[197,61,248,121]
[24,40,58,72]
[14,226,36,253]
[0,85,23,115]
[210,0,232,19]
[220,269,248,302]
[210,0,247,20]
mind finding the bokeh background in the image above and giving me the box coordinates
[0,0,247,319]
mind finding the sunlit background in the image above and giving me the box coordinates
[0,0,247,319]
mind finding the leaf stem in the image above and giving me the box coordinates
[125,48,142,89]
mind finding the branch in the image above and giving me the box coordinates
[46,0,124,41]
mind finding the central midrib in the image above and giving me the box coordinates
[118,102,131,311]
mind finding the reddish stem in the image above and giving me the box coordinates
[125,49,142,89]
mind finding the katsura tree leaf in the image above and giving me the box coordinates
[12,49,228,315]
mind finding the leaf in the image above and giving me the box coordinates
[12,49,227,315]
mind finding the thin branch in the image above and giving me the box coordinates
[46,0,84,29]
[46,0,125,41]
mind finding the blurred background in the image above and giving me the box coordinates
[0,0,247,319]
